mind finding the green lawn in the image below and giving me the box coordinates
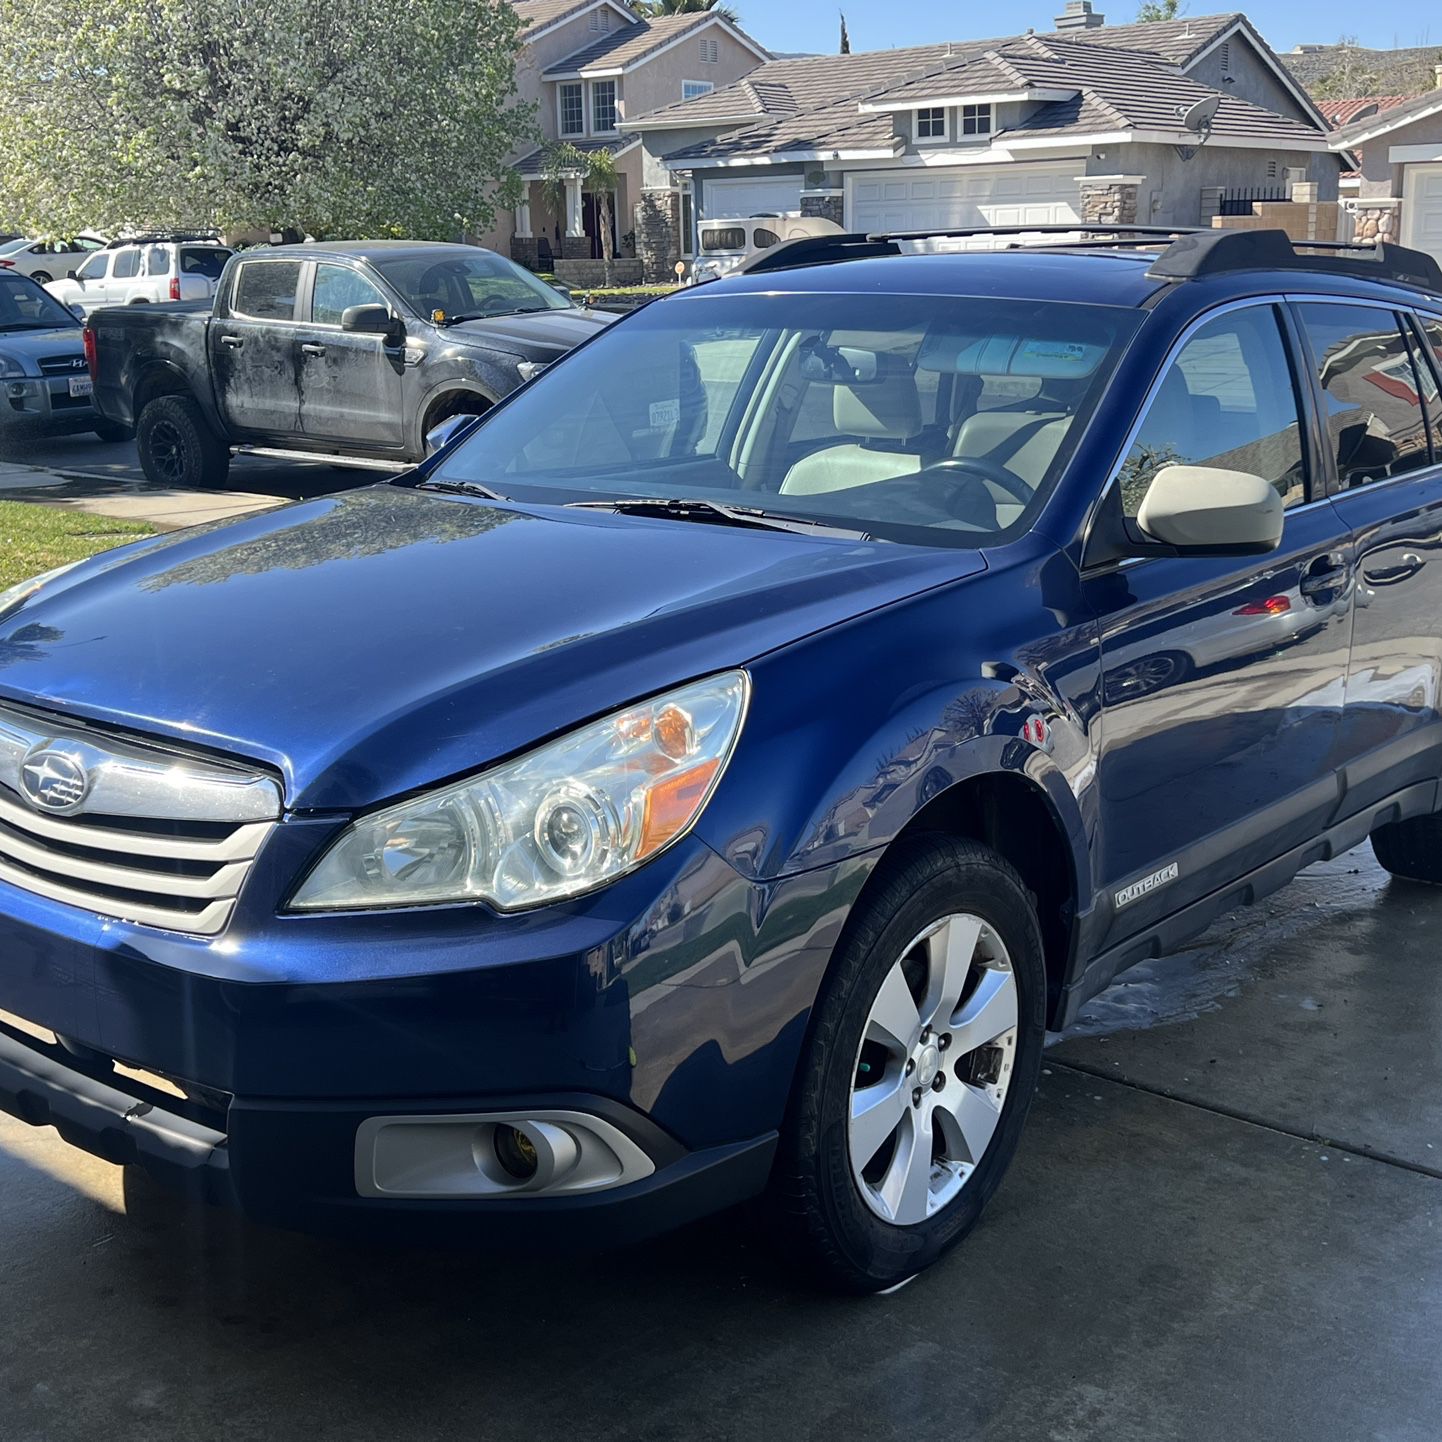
[0,501,155,589]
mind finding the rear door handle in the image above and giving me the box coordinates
[1363,553,1424,586]
[218,335,244,349]
[1299,552,1350,599]
[299,342,326,357]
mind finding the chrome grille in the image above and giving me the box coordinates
[0,706,281,936]
[36,354,87,377]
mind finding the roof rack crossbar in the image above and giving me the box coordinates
[866,223,1206,242]
[104,230,223,249]
[732,233,901,276]
[1145,228,1442,290]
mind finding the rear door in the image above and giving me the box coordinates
[296,261,405,450]
[1295,300,1442,814]
[1087,300,1355,945]
[211,257,303,437]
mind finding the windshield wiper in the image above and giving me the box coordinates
[446,306,550,323]
[565,496,868,538]
[418,478,507,501]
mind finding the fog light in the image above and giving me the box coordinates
[494,1124,539,1180]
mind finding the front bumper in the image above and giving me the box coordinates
[1,374,97,434]
[0,830,865,1243]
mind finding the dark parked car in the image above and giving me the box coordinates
[86,240,614,487]
[4,226,1442,1292]
[0,269,128,443]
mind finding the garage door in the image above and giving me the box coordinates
[701,176,803,219]
[1404,164,1442,262]
[847,165,1080,236]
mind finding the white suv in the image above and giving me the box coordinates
[45,235,234,316]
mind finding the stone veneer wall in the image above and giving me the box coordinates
[554,257,646,288]
[510,236,540,270]
[800,193,844,225]
[1353,202,1401,244]
[1077,180,1139,225]
[635,189,681,284]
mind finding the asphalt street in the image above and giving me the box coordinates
[4,850,1440,1442]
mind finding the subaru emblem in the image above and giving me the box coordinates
[19,746,90,814]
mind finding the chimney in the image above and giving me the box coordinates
[1054,1,1105,30]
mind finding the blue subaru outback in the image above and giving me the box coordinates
[3,226,1442,1291]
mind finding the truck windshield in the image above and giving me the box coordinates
[374,250,570,321]
[0,273,79,331]
[428,289,1139,545]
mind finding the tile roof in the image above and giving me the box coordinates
[662,28,1326,163]
[513,134,640,176]
[513,0,619,39]
[1319,96,1411,129]
[542,11,717,76]
[1329,86,1442,145]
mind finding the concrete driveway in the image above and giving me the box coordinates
[3,849,1439,1442]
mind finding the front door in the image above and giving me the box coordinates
[1296,301,1442,814]
[297,262,406,450]
[212,257,304,437]
[1086,301,1355,945]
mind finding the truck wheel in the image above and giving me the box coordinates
[137,395,230,489]
[771,837,1046,1293]
[92,419,133,444]
[1371,814,1442,884]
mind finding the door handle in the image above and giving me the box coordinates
[1363,553,1424,587]
[1299,553,1350,600]
[218,335,244,349]
[299,342,326,357]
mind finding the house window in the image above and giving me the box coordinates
[699,36,719,64]
[591,79,617,133]
[960,103,992,137]
[682,80,714,101]
[916,107,946,140]
[559,83,584,136]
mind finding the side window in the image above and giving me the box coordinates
[231,261,301,321]
[145,246,171,276]
[1297,303,1430,487]
[1119,306,1306,516]
[111,248,140,279]
[752,228,781,249]
[1411,315,1442,459]
[181,247,228,279]
[77,252,109,281]
[311,264,387,326]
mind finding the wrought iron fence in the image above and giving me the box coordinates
[1217,186,1293,216]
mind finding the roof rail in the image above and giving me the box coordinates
[105,230,224,249]
[732,233,901,276]
[867,223,1206,243]
[1145,228,1442,290]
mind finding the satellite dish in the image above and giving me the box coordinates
[1180,95,1221,133]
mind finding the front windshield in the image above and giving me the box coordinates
[431,288,1139,544]
[0,272,79,331]
[374,249,570,321]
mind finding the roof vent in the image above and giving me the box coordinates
[1054,1,1105,31]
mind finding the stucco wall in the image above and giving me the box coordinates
[637,121,754,188]
[1187,37,1314,126]
[621,25,762,125]
[1355,109,1442,198]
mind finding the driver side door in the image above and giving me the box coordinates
[1084,301,1355,946]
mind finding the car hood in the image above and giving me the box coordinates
[0,325,85,369]
[448,306,614,358]
[0,487,983,810]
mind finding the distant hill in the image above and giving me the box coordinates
[1283,40,1442,99]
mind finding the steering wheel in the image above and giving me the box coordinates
[923,456,1035,507]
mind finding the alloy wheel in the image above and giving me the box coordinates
[848,913,1019,1226]
[148,419,187,484]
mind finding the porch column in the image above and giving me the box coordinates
[565,175,585,238]
[514,193,533,239]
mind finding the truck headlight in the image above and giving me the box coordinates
[0,560,83,621]
[289,671,749,913]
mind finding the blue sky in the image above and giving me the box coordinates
[740,1,1438,57]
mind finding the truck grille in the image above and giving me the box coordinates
[36,354,88,377]
[0,706,281,936]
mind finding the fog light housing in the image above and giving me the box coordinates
[355,1109,655,1199]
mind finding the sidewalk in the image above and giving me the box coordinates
[0,457,284,530]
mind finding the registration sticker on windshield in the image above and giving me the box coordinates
[648,399,680,430]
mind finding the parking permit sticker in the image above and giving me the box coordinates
[649,399,680,429]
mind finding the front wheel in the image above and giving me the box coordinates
[136,394,230,489]
[772,837,1046,1292]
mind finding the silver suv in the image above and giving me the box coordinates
[45,234,234,316]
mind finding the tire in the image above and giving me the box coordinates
[771,836,1046,1293]
[1371,814,1442,884]
[136,394,230,489]
[31,270,52,284]
[92,419,133,444]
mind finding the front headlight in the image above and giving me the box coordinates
[289,671,749,913]
[0,560,84,621]
[0,352,25,379]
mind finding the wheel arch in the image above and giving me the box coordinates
[417,383,497,453]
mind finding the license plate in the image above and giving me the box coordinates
[68,376,93,398]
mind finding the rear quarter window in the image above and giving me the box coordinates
[701,227,745,252]
[181,248,229,280]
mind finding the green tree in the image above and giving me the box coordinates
[634,0,741,24]
[543,143,621,284]
[1136,0,1183,20]
[0,0,535,239]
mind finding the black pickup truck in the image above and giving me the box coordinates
[88,240,615,487]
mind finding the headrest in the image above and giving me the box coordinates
[832,363,922,439]
[918,326,1111,379]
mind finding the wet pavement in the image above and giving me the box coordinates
[3,849,1439,1440]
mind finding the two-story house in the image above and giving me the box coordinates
[624,6,1347,280]
[488,0,769,276]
